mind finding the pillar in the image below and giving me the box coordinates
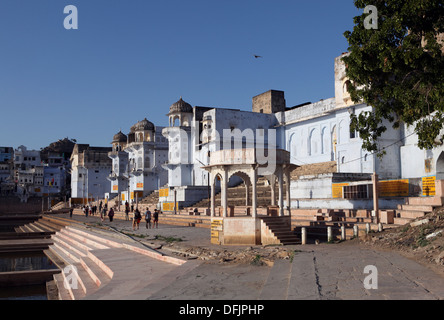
[221,168,228,217]
[327,227,333,242]
[372,172,379,223]
[251,168,258,218]
[278,168,284,217]
[270,175,276,206]
[210,174,216,217]
[245,182,250,206]
[353,225,359,238]
[284,168,291,215]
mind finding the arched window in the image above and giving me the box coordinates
[321,127,328,155]
[309,128,320,156]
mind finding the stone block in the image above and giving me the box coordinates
[380,210,395,224]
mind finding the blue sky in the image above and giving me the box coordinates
[0,0,361,150]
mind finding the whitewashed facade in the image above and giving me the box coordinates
[108,118,169,205]
[159,53,444,210]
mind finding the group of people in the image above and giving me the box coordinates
[70,201,160,229]
[132,207,160,230]
[81,204,99,217]
[73,201,115,222]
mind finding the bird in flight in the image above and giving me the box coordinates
[253,54,263,59]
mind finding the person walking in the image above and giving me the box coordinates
[153,209,159,229]
[69,207,73,219]
[133,208,141,230]
[100,206,106,222]
[145,208,152,229]
[108,208,114,222]
[125,201,130,221]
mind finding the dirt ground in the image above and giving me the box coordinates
[355,208,444,278]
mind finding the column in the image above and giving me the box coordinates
[284,168,291,215]
[278,167,284,217]
[372,172,379,223]
[251,168,258,218]
[245,182,250,206]
[210,174,216,217]
[270,175,276,206]
[221,168,228,217]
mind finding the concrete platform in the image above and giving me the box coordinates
[44,217,195,300]
[39,212,444,300]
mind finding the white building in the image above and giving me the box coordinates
[108,118,169,205]
[158,53,444,210]
[13,145,43,197]
[70,144,112,204]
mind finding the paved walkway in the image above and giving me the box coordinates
[146,245,444,300]
[51,212,444,300]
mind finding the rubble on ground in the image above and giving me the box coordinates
[156,242,294,266]
[359,208,444,275]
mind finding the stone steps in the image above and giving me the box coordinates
[393,195,444,227]
[45,221,188,300]
[405,196,444,206]
[261,217,299,245]
[398,204,435,212]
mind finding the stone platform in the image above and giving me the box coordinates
[42,219,198,300]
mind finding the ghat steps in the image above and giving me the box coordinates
[16,216,192,300]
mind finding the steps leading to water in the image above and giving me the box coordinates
[12,215,190,300]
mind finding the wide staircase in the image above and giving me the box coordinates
[16,215,194,300]
[291,209,376,240]
[289,193,444,241]
[394,195,443,225]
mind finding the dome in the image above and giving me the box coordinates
[112,131,127,143]
[130,118,155,132]
[169,97,193,114]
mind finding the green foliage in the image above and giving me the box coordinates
[343,0,444,154]
[251,254,263,266]
[154,235,183,243]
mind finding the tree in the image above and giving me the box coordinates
[343,0,444,155]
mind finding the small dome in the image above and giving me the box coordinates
[169,97,192,114]
[112,131,127,143]
[130,118,155,132]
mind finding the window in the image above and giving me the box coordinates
[343,184,372,199]
[309,128,320,156]
[350,127,356,139]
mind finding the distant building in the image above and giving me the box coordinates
[0,147,14,194]
[0,147,13,162]
[108,118,169,205]
[70,144,112,204]
[13,145,43,198]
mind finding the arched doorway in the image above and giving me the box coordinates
[436,152,444,180]
[227,171,253,212]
